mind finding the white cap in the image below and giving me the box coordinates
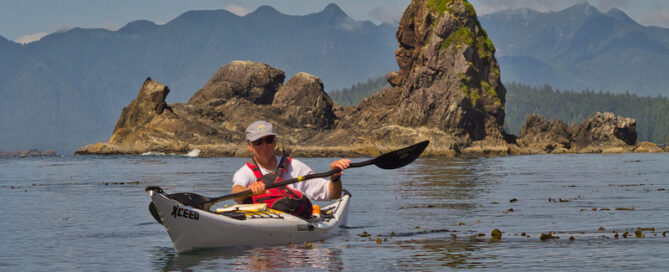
[245,120,277,141]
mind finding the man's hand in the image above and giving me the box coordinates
[330,159,351,180]
[248,181,267,196]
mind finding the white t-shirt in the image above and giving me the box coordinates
[232,156,332,201]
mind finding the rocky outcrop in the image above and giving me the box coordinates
[517,114,571,153]
[0,149,58,157]
[634,142,663,153]
[569,112,636,153]
[336,0,508,155]
[77,63,342,156]
[77,0,653,157]
[517,112,639,154]
[273,72,336,129]
[188,61,284,106]
[112,78,173,137]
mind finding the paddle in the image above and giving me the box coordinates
[146,140,429,223]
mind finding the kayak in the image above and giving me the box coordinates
[147,187,351,252]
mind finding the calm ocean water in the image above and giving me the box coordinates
[1,153,668,271]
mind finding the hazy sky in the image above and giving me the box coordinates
[2,0,669,43]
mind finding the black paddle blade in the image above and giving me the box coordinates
[373,140,429,169]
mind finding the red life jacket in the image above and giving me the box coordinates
[246,156,313,219]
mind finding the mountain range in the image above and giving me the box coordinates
[0,4,396,154]
[3,2,669,154]
[479,2,669,96]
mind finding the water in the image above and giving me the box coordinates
[1,153,668,271]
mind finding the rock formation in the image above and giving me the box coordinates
[517,112,642,154]
[273,72,336,129]
[76,0,656,157]
[0,149,58,157]
[634,141,664,153]
[517,114,571,154]
[77,62,343,157]
[568,112,636,153]
[188,61,284,106]
[336,0,507,156]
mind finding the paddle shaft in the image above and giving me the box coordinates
[206,158,376,205]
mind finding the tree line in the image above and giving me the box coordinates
[328,77,389,106]
[504,82,669,144]
[329,78,669,144]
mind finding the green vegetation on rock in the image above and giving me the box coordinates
[430,0,494,62]
[427,0,474,16]
[441,26,474,50]
[481,80,503,109]
[475,33,496,59]
[462,1,476,17]
[440,25,495,62]
[459,74,479,108]
[427,0,454,14]
[491,65,500,79]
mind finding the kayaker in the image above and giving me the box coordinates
[231,120,350,219]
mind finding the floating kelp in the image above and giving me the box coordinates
[615,207,636,211]
[103,181,141,186]
[540,232,559,241]
[491,229,502,240]
[548,196,580,203]
[358,231,371,238]
[377,228,456,238]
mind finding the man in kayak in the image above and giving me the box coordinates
[231,120,350,219]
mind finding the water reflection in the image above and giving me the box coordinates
[396,158,480,210]
[152,244,344,271]
[401,158,479,198]
[349,157,492,270]
[353,235,489,270]
[398,238,484,269]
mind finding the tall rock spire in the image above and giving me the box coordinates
[341,0,507,152]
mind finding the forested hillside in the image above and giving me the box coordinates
[505,82,669,144]
[329,77,389,106]
[331,78,669,144]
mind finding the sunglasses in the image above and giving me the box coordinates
[251,136,276,146]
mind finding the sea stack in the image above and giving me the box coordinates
[336,0,508,156]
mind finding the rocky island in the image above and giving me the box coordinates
[76,0,665,157]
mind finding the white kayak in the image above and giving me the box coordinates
[148,188,351,253]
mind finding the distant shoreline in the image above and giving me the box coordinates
[0,149,59,157]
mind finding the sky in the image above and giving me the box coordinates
[2,0,669,44]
